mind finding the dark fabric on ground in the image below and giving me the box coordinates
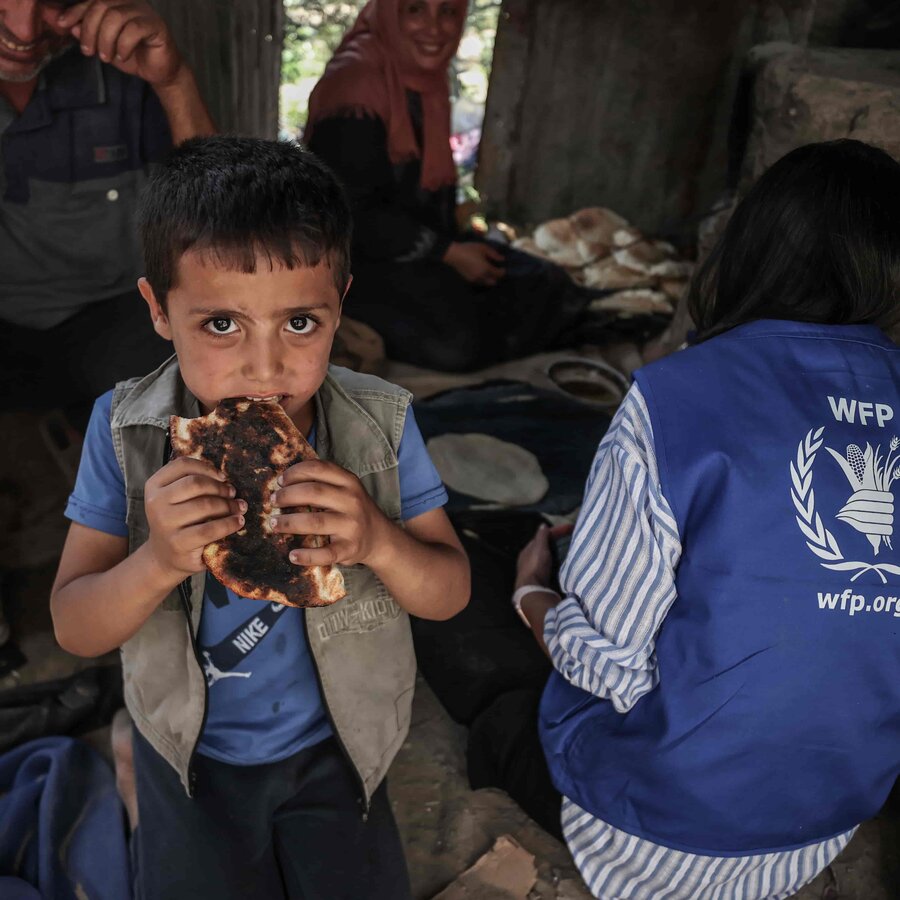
[0,736,130,900]
[0,639,26,681]
[412,510,565,837]
[131,730,411,900]
[467,688,562,841]
[602,311,673,343]
[0,289,171,432]
[412,388,605,834]
[0,665,123,754]
[346,242,594,372]
[411,510,553,725]
[415,382,610,515]
[0,876,41,899]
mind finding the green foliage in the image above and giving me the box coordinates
[467,0,502,68]
[282,1,368,84]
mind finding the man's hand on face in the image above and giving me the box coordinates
[56,0,183,87]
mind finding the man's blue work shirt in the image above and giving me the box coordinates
[66,390,448,765]
[0,46,171,328]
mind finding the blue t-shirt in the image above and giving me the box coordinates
[66,390,447,765]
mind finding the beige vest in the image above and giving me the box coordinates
[110,356,416,802]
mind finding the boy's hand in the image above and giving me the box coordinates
[270,461,391,568]
[56,1,184,88]
[143,458,246,580]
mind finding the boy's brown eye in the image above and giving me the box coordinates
[288,316,315,334]
[203,317,237,335]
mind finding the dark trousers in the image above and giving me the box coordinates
[0,290,172,431]
[131,729,411,900]
[467,687,563,841]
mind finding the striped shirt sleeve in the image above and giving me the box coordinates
[543,383,682,713]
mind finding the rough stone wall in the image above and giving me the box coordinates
[740,43,900,186]
[647,42,900,359]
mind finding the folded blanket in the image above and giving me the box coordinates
[0,736,130,900]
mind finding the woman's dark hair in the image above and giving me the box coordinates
[138,136,352,306]
[689,139,900,341]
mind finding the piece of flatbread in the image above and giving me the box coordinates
[426,433,549,506]
[169,398,346,608]
[582,257,656,291]
[568,206,630,247]
[589,289,674,316]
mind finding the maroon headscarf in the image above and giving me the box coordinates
[305,0,467,192]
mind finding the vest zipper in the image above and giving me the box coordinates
[161,434,209,798]
[304,615,371,822]
[179,576,209,799]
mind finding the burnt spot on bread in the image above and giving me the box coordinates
[169,398,346,607]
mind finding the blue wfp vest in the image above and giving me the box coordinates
[540,320,900,855]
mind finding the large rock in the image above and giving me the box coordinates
[741,43,900,186]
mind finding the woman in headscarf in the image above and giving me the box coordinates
[305,0,592,372]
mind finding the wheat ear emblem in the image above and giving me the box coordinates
[825,438,899,555]
[791,428,900,582]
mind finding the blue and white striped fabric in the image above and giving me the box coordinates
[543,384,856,900]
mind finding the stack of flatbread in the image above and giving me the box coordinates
[512,206,693,318]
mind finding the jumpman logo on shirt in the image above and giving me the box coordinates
[202,650,252,687]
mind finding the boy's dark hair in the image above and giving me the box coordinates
[138,137,352,305]
[689,139,900,342]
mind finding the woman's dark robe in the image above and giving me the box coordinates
[307,93,591,372]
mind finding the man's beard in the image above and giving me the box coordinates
[0,39,72,84]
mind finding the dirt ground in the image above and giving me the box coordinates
[1,409,898,899]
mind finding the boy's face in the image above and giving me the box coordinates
[139,250,346,433]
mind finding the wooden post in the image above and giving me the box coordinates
[152,0,283,138]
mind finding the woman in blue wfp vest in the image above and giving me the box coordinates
[514,140,900,898]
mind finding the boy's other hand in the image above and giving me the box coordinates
[443,242,506,286]
[270,461,391,569]
[57,1,184,88]
[143,457,246,580]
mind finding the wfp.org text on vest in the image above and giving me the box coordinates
[817,590,900,617]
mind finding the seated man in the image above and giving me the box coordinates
[0,0,215,431]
